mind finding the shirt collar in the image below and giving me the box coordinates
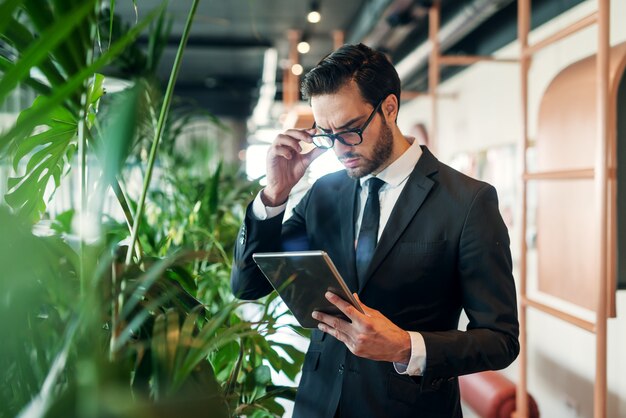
[359,138,423,188]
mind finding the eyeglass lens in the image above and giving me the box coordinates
[312,131,361,149]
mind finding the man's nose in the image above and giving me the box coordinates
[334,140,351,156]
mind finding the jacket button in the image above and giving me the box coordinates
[338,364,345,374]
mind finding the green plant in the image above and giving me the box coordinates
[0,0,161,222]
[0,2,306,417]
[138,156,307,416]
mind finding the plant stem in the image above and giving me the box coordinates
[125,0,199,266]
[78,33,97,296]
[78,110,87,294]
[111,176,144,259]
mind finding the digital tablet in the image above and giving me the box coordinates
[252,250,363,328]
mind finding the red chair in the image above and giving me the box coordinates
[459,371,540,418]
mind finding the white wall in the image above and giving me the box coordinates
[398,1,626,417]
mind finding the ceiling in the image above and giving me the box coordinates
[114,0,585,122]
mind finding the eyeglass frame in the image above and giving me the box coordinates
[310,97,385,149]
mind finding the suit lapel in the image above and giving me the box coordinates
[358,147,439,292]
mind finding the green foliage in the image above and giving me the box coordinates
[0,1,162,221]
[0,1,305,417]
[136,138,306,415]
[0,207,78,417]
[6,96,81,220]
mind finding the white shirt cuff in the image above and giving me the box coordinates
[251,190,288,220]
[393,331,426,376]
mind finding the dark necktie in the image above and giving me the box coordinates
[355,177,385,287]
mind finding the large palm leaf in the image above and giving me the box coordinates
[0,0,162,221]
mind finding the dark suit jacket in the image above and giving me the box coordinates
[231,147,519,418]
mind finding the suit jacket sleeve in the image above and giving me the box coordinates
[419,184,519,386]
[230,187,311,300]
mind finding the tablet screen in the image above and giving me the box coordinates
[252,251,363,328]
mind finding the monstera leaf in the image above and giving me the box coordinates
[4,75,104,220]
[5,101,76,219]
[0,1,162,221]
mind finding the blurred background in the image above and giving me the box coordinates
[1,1,625,417]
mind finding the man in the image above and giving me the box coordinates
[231,43,519,418]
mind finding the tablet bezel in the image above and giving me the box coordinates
[252,250,364,328]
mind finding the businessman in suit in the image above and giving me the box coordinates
[231,43,519,418]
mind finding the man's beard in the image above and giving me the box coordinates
[343,121,394,179]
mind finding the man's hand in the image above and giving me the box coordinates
[262,129,326,206]
[312,292,411,364]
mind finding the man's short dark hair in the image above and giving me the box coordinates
[301,43,401,115]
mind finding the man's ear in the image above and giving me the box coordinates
[383,94,399,122]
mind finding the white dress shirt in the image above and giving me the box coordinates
[252,139,426,376]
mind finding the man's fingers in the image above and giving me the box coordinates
[274,134,303,153]
[302,146,327,164]
[353,293,375,317]
[326,292,362,322]
[272,145,296,160]
[312,310,349,332]
[271,130,322,162]
[317,322,350,344]
[279,128,315,144]
[284,128,316,142]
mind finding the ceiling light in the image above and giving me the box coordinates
[291,64,303,76]
[307,1,321,23]
[307,11,321,23]
[297,41,310,54]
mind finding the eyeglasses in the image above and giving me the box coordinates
[310,99,384,149]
